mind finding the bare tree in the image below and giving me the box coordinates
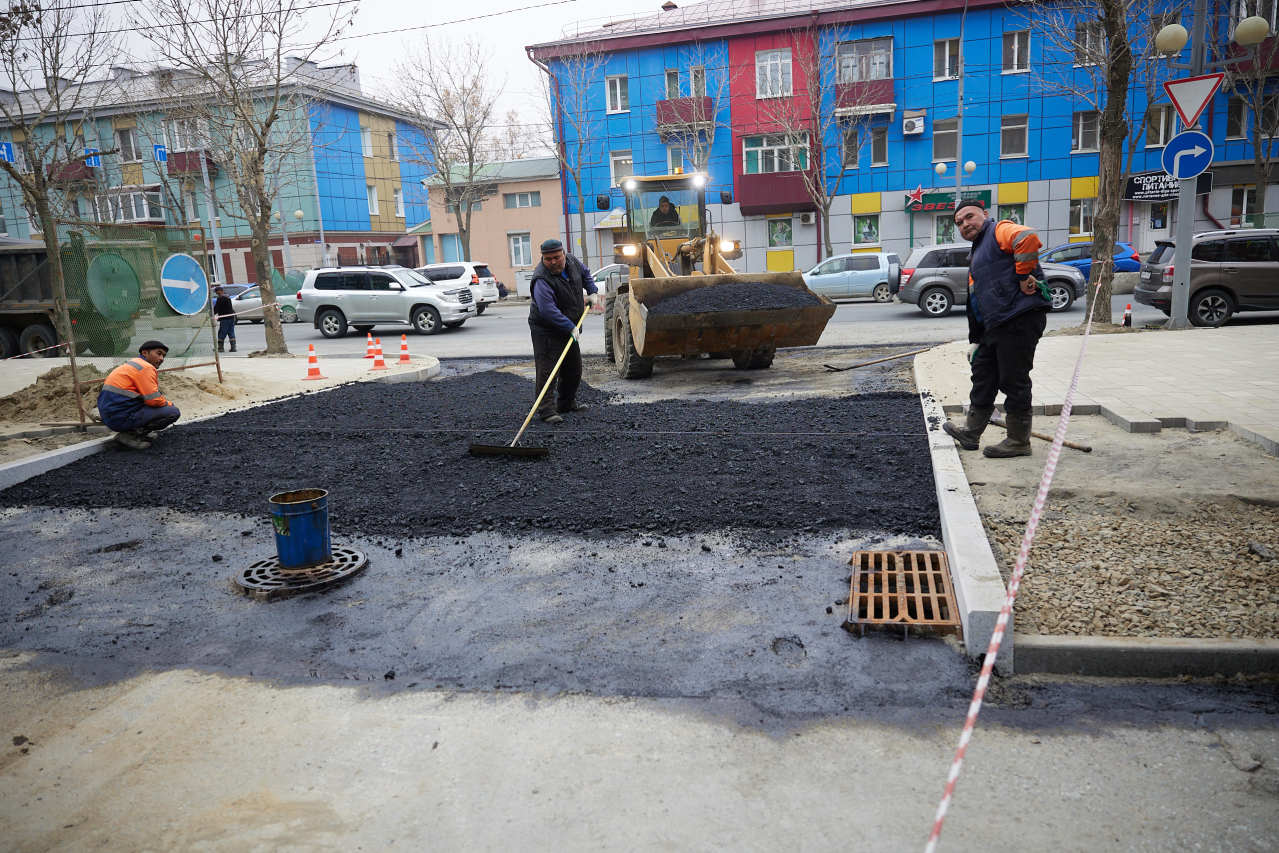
[656,41,736,175]
[396,39,501,261]
[754,25,889,256]
[1025,0,1173,323]
[0,0,121,395]
[1215,4,1279,226]
[535,42,605,267]
[487,108,542,161]
[132,0,355,355]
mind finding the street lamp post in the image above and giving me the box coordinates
[272,208,305,272]
[1156,4,1269,329]
[935,159,977,240]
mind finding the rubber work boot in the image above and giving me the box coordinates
[942,406,994,451]
[983,411,1033,458]
[229,340,237,352]
[540,413,563,425]
[217,339,224,352]
[558,401,589,413]
[113,431,151,450]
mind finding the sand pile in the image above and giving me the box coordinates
[0,364,242,424]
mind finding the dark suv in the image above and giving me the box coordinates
[1136,229,1279,327]
[898,242,1086,316]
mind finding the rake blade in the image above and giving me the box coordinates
[467,443,549,459]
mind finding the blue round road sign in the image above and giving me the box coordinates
[160,252,209,316]
[1161,130,1214,181]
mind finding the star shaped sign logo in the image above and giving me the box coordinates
[906,184,924,209]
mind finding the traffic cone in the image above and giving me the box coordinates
[398,333,411,363]
[1122,303,1132,327]
[370,338,387,371]
[363,332,375,358]
[302,344,326,380]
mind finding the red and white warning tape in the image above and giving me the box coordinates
[2,341,70,360]
[924,282,1106,852]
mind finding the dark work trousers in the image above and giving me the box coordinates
[217,317,236,343]
[969,310,1047,416]
[530,327,582,418]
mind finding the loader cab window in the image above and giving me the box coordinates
[627,183,701,241]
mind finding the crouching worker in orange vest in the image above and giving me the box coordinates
[96,340,181,450]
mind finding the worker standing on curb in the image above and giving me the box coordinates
[96,340,181,450]
[213,285,236,352]
[942,200,1050,458]
[527,238,602,425]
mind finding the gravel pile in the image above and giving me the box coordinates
[0,370,939,541]
[983,498,1279,638]
[648,282,821,315]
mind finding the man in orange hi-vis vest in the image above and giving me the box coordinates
[942,200,1051,458]
[95,340,182,450]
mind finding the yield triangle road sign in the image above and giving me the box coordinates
[1163,73,1225,129]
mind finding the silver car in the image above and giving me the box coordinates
[296,265,475,337]
[898,242,1086,316]
[417,262,500,315]
[802,252,900,302]
[231,286,300,324]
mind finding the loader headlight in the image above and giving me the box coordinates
[719,239,735,253]
[623,179,637,191]
[621,244,639,257]
[691,174,706,188]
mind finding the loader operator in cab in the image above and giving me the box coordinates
[649,195,681,227]
[95,340,181,450]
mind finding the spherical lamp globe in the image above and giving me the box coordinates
[1155,23,1188,55]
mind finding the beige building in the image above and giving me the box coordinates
[419,157,564,293]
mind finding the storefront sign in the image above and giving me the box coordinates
[1123,170,1213,201]
[905,189,991,213]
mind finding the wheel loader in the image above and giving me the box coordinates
[598,172,835,379]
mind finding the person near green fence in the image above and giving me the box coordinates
[213,285,236,352]
[96,340,181,450]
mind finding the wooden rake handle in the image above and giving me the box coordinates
[509,307,591,448]
[989,415,1092,452]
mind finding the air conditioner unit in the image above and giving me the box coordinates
[799,211,816,225]
[903,116,925,135]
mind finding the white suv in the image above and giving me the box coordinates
[417,262,500,314]
[296,266,476,337]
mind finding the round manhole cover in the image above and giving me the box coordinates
[233,545,368,601]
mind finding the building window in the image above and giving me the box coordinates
[1069,197,1095,235]
[609,150,633,186]
[1231,185,1258,226]
[1075,23,1104,65]
[1002,31,1029,72]
[95,187,163,223]
[394,188,404,218]
[853,214,880,245]
[841,124,859,168]
[997,203,1025,225]
[933,38,960,80]
[690,65,706,97]
[168,118,202,151]
[115,127,138,162]
[446,200,481,215]
[1150,202,1169,229]
[836,37,893,83]
[665,69,680,99]
[387,132,398,161]
[1234,0,1278,31]
[366,184,378,216]
[936,215,957,243]
[1227,97,1247,138]
[503,191,541,208]
[871,127,887,165]
[743,134,808,174]
[510,232,532,266]
[755,49,792,98]
[1072,111,1100,151]
[0,211,7,235]
[667,146,684,172]
[184,186,201,222]
[1146,105,1177,147]
[360,126,372,157]
[1000,114,1028,157]
[767,218,792,247]
[606,75,629,113]
[933,117,958,161]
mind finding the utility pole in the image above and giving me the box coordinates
[1168,0,1208,331]
[199,148,223,284]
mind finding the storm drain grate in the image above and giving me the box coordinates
[232,546,369,601]
[843,550,961,638]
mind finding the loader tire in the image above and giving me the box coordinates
[732,347,775,370]
[613,293,653,379]
[602,294,615,362]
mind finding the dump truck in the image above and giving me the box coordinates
[599,172,835,379]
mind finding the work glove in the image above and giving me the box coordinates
[570,327,581,344]
[967,343,979,363]
[590,292,604,308]
[1037,279,1053,301]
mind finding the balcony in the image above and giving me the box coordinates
[656,96,714,137]
[1227,34,1279,74]
[46,160,94,183]
[166,149,218,178]
[737,170,815,216]
[834,79,895,117]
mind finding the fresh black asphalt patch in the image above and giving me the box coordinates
[0,371,940,540]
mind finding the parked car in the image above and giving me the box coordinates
[1135,228,1279,327]
[1040,241,1142,279]
[802,252,900,302]
[231,286,300,324]
[898,242,1087,315]
[295,265,476,337]
[417,262,500,314]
